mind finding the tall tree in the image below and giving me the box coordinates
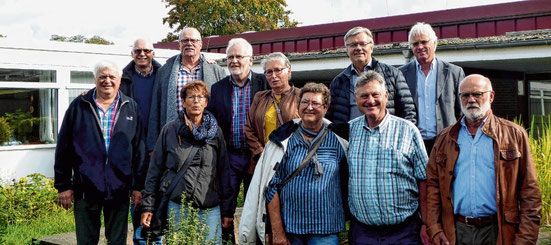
[50,34,114,45]
[162,0,299,41]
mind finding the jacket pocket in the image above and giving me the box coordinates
[436,154,447,167]
[503,210,520,224]
[500,150,521,161]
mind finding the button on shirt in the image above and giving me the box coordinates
[93,90,120,152]
[176,62,201,112]
[348,112,428,225]
[415,58,438,140]
[230,72,252,149]
[453,116,497,217]
[265,129,346,234]
[349,60,372,121]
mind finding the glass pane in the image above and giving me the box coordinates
[0,88,58,145]
[0,68,55,83]
[69,88,90,103]
[70,71,94,84]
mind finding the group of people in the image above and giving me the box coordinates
[54,22,542,245]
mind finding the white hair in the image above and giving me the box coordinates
[93,60,121,78]
[132,38,154,50]
[408,22,438,45]
[226,38,253,57]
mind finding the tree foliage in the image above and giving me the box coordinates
[0,34,6,38]
[161,0,299,41]
[50,34,114,45]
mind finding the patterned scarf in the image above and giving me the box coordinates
[178,109,218,144]
[297,122,328,178]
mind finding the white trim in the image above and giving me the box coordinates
[0,144,56,151]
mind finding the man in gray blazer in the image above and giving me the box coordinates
[399,22,465,154]
[147,27,226,151]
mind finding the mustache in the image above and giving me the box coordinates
[466,102,480,109]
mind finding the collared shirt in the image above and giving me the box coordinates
[265,129,346,234]
[348,112,428,225]
[176,61,201,112]
[93,89,120,152]
[415,58,438,140]
[453,116,497,217]
[349,59,372,120]
[230,72,252,149]
[134,66,154,77]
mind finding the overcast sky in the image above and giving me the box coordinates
[0,0,521,46]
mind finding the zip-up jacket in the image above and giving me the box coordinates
[141,111,235,217]
[54,88,146,202]
[120,59,162,99]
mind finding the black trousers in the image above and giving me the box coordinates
[74,198,129,245]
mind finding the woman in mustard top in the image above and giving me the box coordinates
[244,52,301,174]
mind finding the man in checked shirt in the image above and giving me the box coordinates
[347,70,429,244]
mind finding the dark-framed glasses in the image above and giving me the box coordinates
[133,49,153,54]
[459,90,492,99]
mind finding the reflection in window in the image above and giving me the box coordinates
[0,68,55,83]
[69,88,91,103]
[0,89,57,146]
[70,71,94,84]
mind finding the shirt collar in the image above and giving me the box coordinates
[414,57,437,72]
[230,71,252,87]
[362,109,390,131]
[460,115,489,130]
[351,59,373,75]
[134,66,154,77]
[92,89,120,108]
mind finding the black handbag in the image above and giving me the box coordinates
[145,146,199,237]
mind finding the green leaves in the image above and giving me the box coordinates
[162,0,299,39]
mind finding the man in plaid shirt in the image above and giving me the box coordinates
[55,60,146,244]
[347,70,429,244]
[207,38,269,244]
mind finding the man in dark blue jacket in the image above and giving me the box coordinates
[55,60,146,245]
[120,38,163,244]
[326,26,416,125]
[206,38,269,244]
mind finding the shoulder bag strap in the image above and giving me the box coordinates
[271,94,285,126]
[279,128,329,188]
[165,146,199,196]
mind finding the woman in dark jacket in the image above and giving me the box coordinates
[140,81,233,244]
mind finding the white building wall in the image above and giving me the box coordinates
[0,39,224,180]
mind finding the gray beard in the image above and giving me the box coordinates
[461,102,490,121]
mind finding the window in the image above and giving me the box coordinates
[0,88,57,145]
[68,71,94,103]
[0,68,55,83]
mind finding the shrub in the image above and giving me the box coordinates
[0,173,74,244]
[528,116,551,225]
[162,195,218,245]
[0,117,13,144]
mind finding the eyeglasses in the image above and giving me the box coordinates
[264,67,288,76]
[459,91,492,99]
[227,55,250,61]
[346,42,372,48]
[186,95,206,101]
[300,101,324,109]
[411,40,431,47]
[180,39,201,44]
[133,49,153,54]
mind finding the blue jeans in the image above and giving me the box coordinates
[131,203,162,245]
[167,201,222,244]
[287,233,339,245]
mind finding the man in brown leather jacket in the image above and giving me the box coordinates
[426,74,541,245]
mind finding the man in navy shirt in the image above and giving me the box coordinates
[120,38,162,244]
